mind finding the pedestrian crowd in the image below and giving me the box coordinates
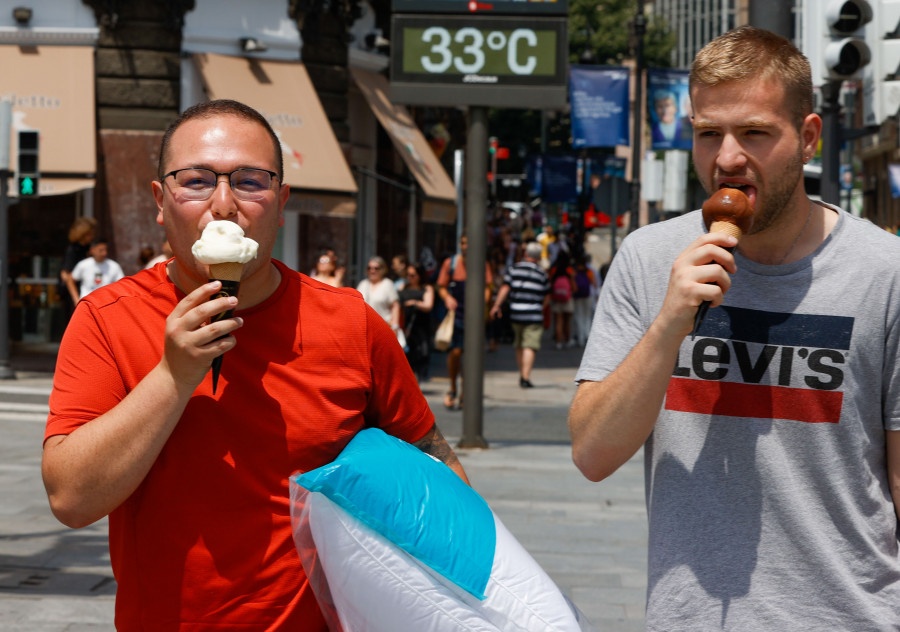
[346,216,605,400]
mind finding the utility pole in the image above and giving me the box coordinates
[0,100,14,379]
[628,0,645,233]
[460,106,488,449]
[748,0,793,39]
[820,81,843,205]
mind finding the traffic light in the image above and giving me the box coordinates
[489,137,498,154]
[17,130,39,197]
[862,0,900,125]
[804,0,873,86]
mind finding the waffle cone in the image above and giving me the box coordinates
[209,262,244,282]
[709,221,743,240]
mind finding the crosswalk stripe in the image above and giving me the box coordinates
[0,412,48,423]
[0,402,49,413]
[0,386,52,397]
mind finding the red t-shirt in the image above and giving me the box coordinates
[46,260,435,630]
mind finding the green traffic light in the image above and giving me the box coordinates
[20,176,35,196]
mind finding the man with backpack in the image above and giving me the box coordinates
[549,250,576,349]
[490,242,550,388]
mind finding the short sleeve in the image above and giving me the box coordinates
[575,241,646,384]
[362,305,434,443]
[386,282,399,304]
[46,301,128,440]
[70,259,87,283]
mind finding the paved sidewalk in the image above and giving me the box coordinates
[425,340,648,630]
[0,339,648,630]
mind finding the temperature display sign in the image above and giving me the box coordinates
[390,15,567,108]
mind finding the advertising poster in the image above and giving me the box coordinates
[569,65,630,148]
[647,68,692,151]
[888,164,900,198]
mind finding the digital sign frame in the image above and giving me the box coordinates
[392,0,568,16]
[390,13,568,109]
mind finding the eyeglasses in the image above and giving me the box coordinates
[367,266,382,271]
[162,167,279,201]
[318,257,333,264]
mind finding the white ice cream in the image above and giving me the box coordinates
[191,221,259,264]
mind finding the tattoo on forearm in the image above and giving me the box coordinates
[413,425,460,469]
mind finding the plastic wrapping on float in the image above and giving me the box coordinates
[289,428,597,632]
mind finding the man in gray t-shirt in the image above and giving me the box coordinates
[569,27,900,630]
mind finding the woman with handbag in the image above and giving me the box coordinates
[399,263,434,382]
[436,237,493,410]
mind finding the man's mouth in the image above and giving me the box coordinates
[719,182,757,209]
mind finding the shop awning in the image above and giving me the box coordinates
[193,53,357,217]
[1,45,96,196]
[350,68,457,225]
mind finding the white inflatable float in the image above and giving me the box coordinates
[289,428,597,632]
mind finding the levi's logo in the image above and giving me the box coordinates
[666,306,853,424]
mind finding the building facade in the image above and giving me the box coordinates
[1,0,458,344]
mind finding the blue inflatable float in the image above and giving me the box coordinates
[289,428,597,632]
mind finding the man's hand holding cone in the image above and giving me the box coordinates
[191,221,259,394]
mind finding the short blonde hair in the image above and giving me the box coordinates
[690,26,813,129]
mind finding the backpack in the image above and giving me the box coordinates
[573,270,591,299]
[552,275,572,303]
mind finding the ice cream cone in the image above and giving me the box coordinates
[209,261,244,283]
[708,221,744,240]
[208,262,244,395]
[193,221,259,396]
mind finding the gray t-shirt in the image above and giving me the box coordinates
[577,206,900,630]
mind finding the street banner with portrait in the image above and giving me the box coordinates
[569,66,630,148]
[648,68,692,151]
[888,164,900,198]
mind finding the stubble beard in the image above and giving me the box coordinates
[744,147,805,236]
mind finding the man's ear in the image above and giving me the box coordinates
[277,183,290,227]
[152,180,165,226]
[800,113,822,163]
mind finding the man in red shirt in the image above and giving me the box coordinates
[42,99,467,630]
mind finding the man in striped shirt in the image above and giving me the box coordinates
[489,241,550,388]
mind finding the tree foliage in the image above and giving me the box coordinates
[568,0,676,67]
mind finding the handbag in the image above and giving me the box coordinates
[434,309,455,352]
[395,327,408,352]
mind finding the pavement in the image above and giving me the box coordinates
[0,333,648,631]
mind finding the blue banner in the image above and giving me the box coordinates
[569,66,630,148]
[647,68,692,151]
[541,154,580,203]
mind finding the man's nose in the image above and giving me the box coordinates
[716,134,747,173]
[210,175,238,218]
